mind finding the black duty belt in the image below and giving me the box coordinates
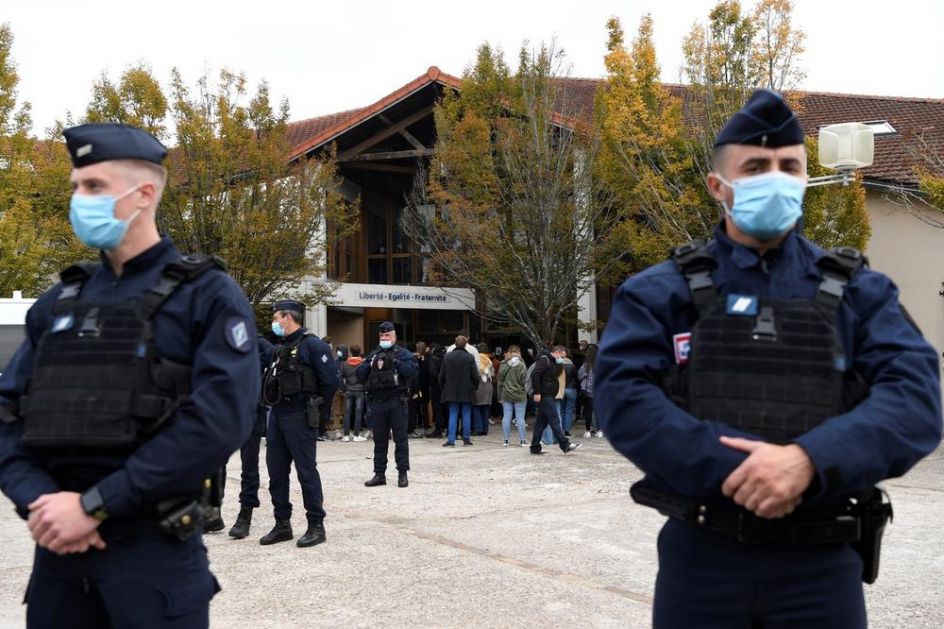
[630,482,861,545]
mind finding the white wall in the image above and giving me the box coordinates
[864,190,944,358]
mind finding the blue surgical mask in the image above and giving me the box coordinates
[379,340,394,350]
[271,321,285,337]
[69,185,142,250]
[717,171,806,241]
[555,356,564,365]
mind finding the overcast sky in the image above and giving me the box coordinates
[6,0,943,136]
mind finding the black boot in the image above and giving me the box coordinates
[297,520,326,548]
[364,474,386,487]
[259,519,293,545]
[228,507,253,539]
[202,506,225,533]
[398,472,409,488]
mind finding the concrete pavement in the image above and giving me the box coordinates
[1,430,942,628]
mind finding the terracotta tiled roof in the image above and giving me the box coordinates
[286,70,944,186]
[794,91,944,184]
[286,66,461,161]
[286,108,366,150]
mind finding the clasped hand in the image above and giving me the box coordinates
[719,437,815,519]
[27,492,106,555]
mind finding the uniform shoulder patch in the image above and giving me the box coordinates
[224,317,252,353]
[321,353,329,363]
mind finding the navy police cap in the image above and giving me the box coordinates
[272,300,305,313]
[63,123,168,168]
[713,89,804,148]
[379,321,395,333]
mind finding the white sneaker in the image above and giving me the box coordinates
[520,441,527,447]
[596,431,604,439]
[503,440,509,447]
[341,435,351,442]
[352,435,367,442]
[583,431,591,439]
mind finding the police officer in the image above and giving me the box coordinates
[260,301,338,547]
[0,123,260,627]
[227,335,274,539]
[357,321,418,488]
[596,90,942,628]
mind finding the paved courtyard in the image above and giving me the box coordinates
[1,430,942,628]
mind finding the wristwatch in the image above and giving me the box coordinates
[79,487,109,521]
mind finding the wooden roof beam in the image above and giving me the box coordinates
[338,105,434,160]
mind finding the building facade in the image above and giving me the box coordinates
[286,67,944,357]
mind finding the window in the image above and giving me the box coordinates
[863,120,897,136]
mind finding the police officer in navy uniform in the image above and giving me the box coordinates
[227,335,274,539]
[596,90,942,628]
[357,321,418,488]
[0,123,260,628]
[260,300,338,547]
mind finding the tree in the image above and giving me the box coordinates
[597,4,867,268]
[85,63,168,139]
[752,0,806,92]
[0,24,86,297]
[595,15,716,269]
[802,138,870,248]
[403,41,631,348]
[83,66,358,307]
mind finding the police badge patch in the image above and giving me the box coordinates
[224,317,252,353]
[51,314,75,333]
[673,332,692,365]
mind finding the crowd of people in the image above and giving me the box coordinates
[328,335,603,450]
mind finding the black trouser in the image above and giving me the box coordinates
[430,385,444,433]
[238,406,267,509]
[530,396,571,453]
[369,395,410,474]
[407,395,420,433]
[581,393,595,432]
[26,528,218,629]
[317,394,331,437]
[267,407,325,521]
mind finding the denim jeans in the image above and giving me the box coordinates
[501,401,527,442]
[473,404,490,434]
[343,391,365,436]
[559,387,578,432]
[447,402,472,443]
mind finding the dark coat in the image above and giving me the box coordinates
[531,351,561,397]
[439,347,480,404]
[596,223,942,502]
[428,349,445,391]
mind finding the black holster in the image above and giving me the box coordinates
[852,488,893,584]
[156,497,204,541]
[306,396,324,428]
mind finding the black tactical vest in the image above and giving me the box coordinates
[366,348,400,396]
[665,240,867,444]
[262,334,318,405]
[20,255,224,451]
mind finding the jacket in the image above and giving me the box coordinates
[473,353,494,406]
[498,356,528,403]
[531,352,562,397]
[340,356,365,392]
[596,223,942,503]
[439,347,480,404]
